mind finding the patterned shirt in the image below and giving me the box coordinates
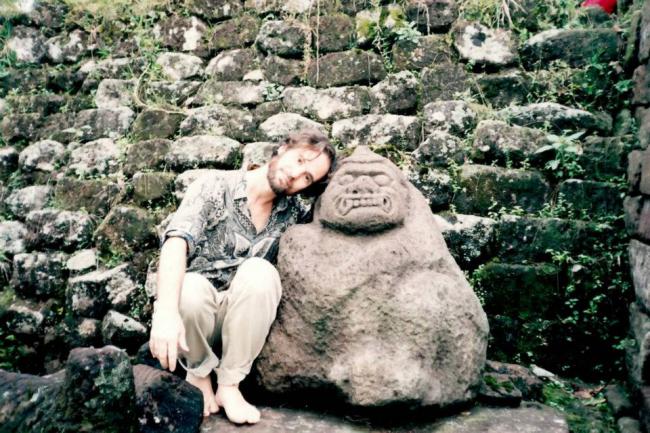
[162,169,309,290]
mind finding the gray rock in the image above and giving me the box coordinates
[471,120,548,166]
[0,221,28,256]
[639,0,650,63]
[66,249,98,275]
[67,264,136,318]
[143,80,201,107]
[0,147,18,181]
[73,107,135,142]
[205,48,261,81]
[69,317,103,348]
[5,301,46,336]
[26,208,95,250]
[210,15,260,51]
[185,0,242,20]
[18,139,65,173]
[423,100,477,137]
[262,55,303,86]
[132,172,176,203]
[95,79,136,109]
[167,135,241,170]
[605,383,634,418]
[257,147,489,407]
[306,49,386,88]
[478,372,522,406]
[631,240,650,314]
[520,28,621,68]
[282,86,370,122]
[628,301,650,390]
[633,64,650,106]
[557,179,622,218]
[123,139,172,176]
[369,71,419,114]
[179,104,256,142]
[623,196,646,239]
[405,0,458,33]
[194,80,268,106]
[156,52,204,81]
[412,130,465,167]
[53,177,121,218]
[618,417,642,433]
[94,206,157,258]
[259,113,326,142]
[310,13,355,53]
[499,102,612,134]
[433,213,496,267]
[45,29,90,63]
[153,15,210,58]
[131,109,185,140]
[472,69,529,108]
[629,150,645,193]
[453,20,516,68]
[79,57,146,82]
[0,113,45,144]
[102,310,147,353]
[635,107,650,149]
[393,35,454,71]
[11,251,68,299]
[6,185,53,219]
[485,359,544,400]
[242,141,276,170]
[6,26,47,63]
[406,167,453,210]
[332,114,421,150]
[256,20,308,57]
[67,138,121,177]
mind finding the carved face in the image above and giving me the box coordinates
[317,147,409,233]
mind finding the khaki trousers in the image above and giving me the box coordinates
[178,257,282,385]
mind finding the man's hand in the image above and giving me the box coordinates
[149,307,189,372]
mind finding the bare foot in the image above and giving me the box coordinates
[215,384,261,424]
[186,372,219,417]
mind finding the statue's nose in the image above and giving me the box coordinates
[347,175,378,195]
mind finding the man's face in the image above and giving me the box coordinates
[267,145,331,196]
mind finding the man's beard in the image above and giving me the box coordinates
[267,156,288,196]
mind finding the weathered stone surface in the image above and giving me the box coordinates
[53,177,121,217]
[102,310,147,353]
[256,20,308,57]
[558,179,622,218]
[635,107,650,149]
[143,80,201,107]
[485,360,543,401]
[453,20,516,68]
[579,135,629,179]
[67,264,138,318]
[605,383,634,418]
[639,0,650,63]
[520,28,621,68]
[332,114,421,149]
[4,301,47,337]
[633,64,650,106]
[393,35,454,71]
[154,15,210,58]
[369,71,419,114]
[471,120,548,166]
[262,55,303,85]
[406,167,453,210]
[631,240,650,314]
[45,29,90,63]
[185,0,242,20]
[628,301,650,390]
[179,104,256,141]
[205,48,261,81]
[133,172,176,204]
[259,113,326,142]
[73,107,135,142]
[310,13,354,53]
[194,80,267,106]
[94,206,157,258]
[11,252,68,299]
[452,165,549,215]
[244,0,318,14]
[0,113,45,144]
[6,185,52,219]
[242,141,276,170]
[0,221,28,256]
[26,209,95,250]
[67,138,121,177]
[423,100,477,137]
[123,139,172,176]
[79,57,146,83]
[133,364,203,433]
[628,151,645,193]
[412,130,465,167]
[67,249,98,275]
[132,109,185,140]
[499,103,612,134]
[0,147,18,181]
[95,79,136,109]
[433,213,496,267]
[210,15,260,51]
[639,149,650,195]
[156,52,204,81]
[257,147,489,407]
[306,49,387,88]
[283,86,370,122]
[624,196,646,238]
[405,0,458,33]
[478,372,522,406]
[5,26,47,63]
[619,417,642,433]
[167,135,241,170]
[472,70,529,108]
[18,139,65,174]
[67,317,103,348]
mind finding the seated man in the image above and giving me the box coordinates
[149,130,336,424]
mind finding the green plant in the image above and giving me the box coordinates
[535,131,585,181]
[263,83,285,102]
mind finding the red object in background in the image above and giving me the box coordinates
[581,0,617,14]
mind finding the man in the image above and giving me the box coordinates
[149,129,336,424]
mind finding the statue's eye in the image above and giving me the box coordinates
[338,174,354,185]
[374,174,391,186]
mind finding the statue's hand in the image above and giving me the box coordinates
[149,306,189,372]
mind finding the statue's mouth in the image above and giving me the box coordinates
[335,194,392,216]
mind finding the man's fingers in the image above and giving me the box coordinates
[179,329,189,352]
[168,343,178,373]
[159,342,169,370]
[149,339,157,358]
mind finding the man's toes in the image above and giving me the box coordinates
[210,400,220,414]
[246,407,261,424]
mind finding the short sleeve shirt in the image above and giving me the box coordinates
[162,170,309,290]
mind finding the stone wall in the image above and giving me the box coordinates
[0,0,642,381]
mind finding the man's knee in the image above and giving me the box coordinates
[231,258,282,299]
[179,273,213,318]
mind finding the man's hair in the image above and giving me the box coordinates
[273,129,337,197]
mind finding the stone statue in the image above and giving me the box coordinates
[256,146,490,408]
